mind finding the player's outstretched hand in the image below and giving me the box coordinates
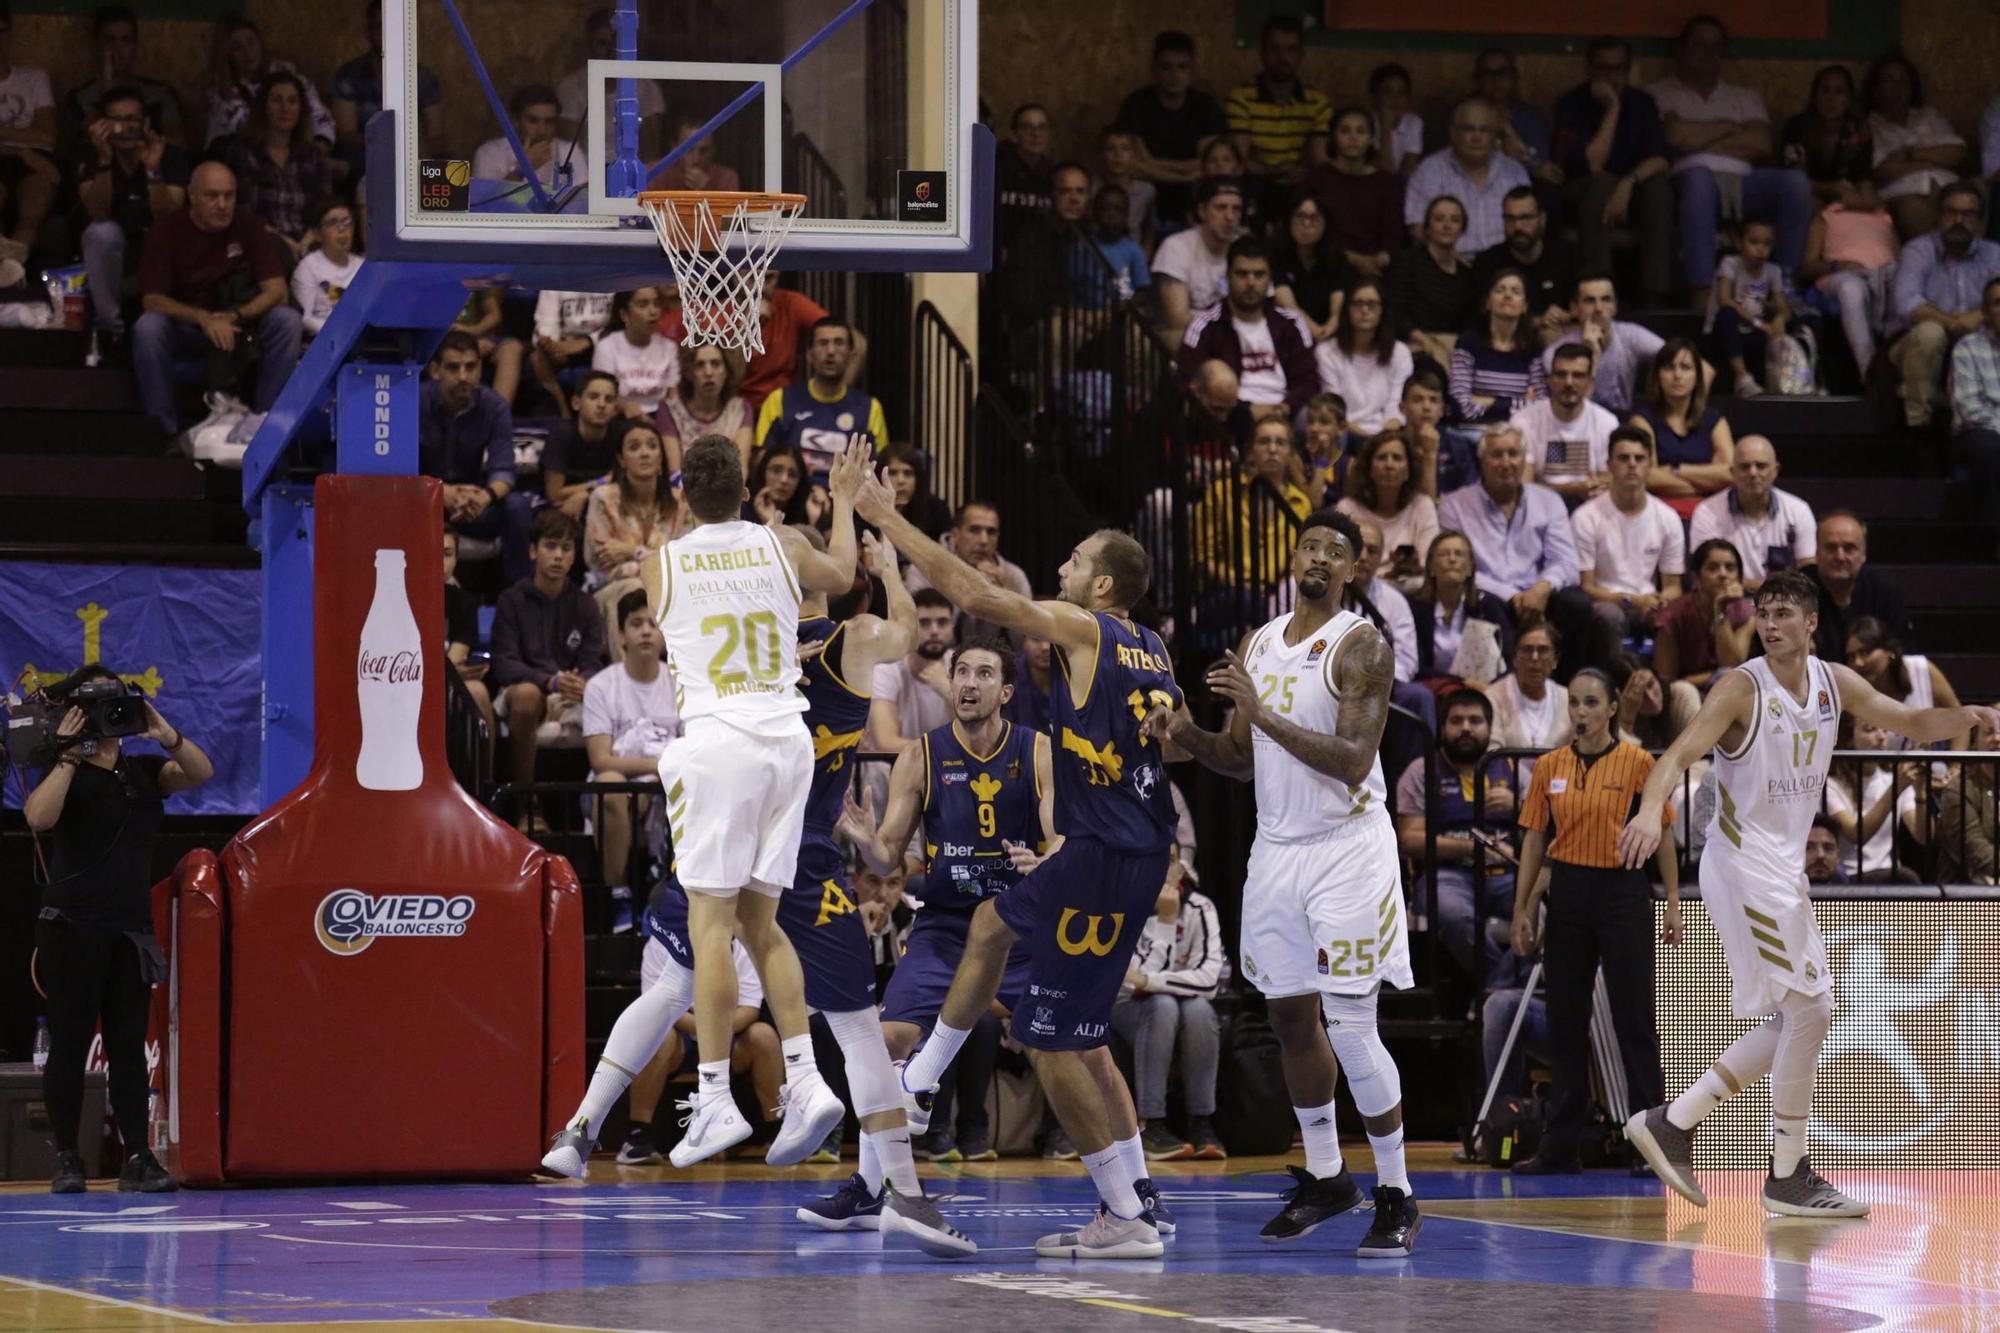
[1003,838,1046,875]
[836,783,878,844]
[827,433,874,507]
[1206,651,1261,720]
[1618,809,1662,869]
[861,529,898,578]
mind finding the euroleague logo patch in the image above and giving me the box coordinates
[314,889,476,956]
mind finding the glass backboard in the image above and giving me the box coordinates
[376,0,985,274]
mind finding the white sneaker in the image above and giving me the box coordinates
[765,1073,846,1167]
[1035,1209,1163,1260]
[666,1088,751,1168]
[880,1184,978,1258]
[188,410,251,468]
[540,1121,594,1180]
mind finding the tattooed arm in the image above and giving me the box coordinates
[1211,626,1395,787]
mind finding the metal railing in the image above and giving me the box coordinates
[911,300,975,510]
[788,131,848,220]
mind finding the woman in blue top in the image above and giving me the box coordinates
[1627,337,1734,516]
[1449,269,1546,424]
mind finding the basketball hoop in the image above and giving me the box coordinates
[638,190,807,354]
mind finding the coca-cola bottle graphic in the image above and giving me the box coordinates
[356,548,424,790]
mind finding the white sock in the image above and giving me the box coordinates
[1296,1100,1343,1179]
[1669,1014,1783,1130]
[1082,1144,1143,1220]
[904,1020,971,1090]
[696,1059,730,1102]
[1113,1131,1148,1188]
[1368,1125,1410,1194]
[866,1127,920,1195]
[858,1131,883,1193]
[1773,1111,1810,1177]
[781,1033,819,1082]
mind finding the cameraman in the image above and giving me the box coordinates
[23,665,211,1194]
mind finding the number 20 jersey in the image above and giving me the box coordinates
[657,521,807,738]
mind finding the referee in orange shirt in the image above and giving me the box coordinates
[1507,668,1682,1173]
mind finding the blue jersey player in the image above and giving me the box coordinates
[857,477,1183,1262]
[775,526,972,1256]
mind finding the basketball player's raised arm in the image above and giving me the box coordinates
[1619,669,1756,868]
[775,434,872,594]
[838,742,923,874]
[1830,663,2000,748]
[1152,630,1257,781]
[1217,628,1395,786]
[839,531,916,672]
[849,472,1098,653]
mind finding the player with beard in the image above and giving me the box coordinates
[798,634,1066,1232]
[1620,571,1998,1217]
[1153,508,1421,1257]
[857,469,1182,1261]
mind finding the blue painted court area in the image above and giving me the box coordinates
[1,1164,1992,1330]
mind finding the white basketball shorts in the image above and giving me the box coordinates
[1239,813,1413,999]
[1698,844,1831,1020]
[656,716,813,896]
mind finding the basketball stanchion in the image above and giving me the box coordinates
[638,190,807,353]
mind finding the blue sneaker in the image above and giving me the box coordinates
[796,1172,883,1232]
[609,885,634,934]
[1135,1178,1177,1236]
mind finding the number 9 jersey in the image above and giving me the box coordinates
[656,521,808,738]
[654,522,813,896]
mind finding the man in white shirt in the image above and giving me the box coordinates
[1404,97,1531,259]
[1152,177,1241,343]
[905,500,1034,641]
[865,588,956,750]
[1645,16,1809,310]
[1573,426,1686,654]
[1542,274,1667,415]
[1514,342,1618,502]
[555,8,666,160]
[472,84,590,194]
[1687,434,1816,591]
[583,590,682,930]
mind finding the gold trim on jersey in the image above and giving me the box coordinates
[1032,732,1047,802]
[1056,612,1104,711]
[921,733,934,810]
[657,545,675,620]
[1719,672,1761,762]
[1716,781,1744,849]
[952,719,1013,764]
[811,621,870,698]
[768,525,802,603]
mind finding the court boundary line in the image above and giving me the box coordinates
[0,1273,232,1326]
[1425,1201,2000,1301]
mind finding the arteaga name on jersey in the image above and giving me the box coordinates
[1114,643,1171,674]
[678,548,775,574]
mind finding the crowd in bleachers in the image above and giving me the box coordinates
[8,1,2000,1167]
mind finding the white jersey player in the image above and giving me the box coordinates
[1620,569,1999,1218]
[1156,509,1419,1258]
[625,432,871,1168]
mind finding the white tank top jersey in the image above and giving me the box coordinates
[1707,655,1841,878]
[1243,608,1389,841]
[656,521,808,737]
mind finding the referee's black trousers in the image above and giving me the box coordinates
[1541,861,1664,1156]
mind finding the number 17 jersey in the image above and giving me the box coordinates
[657,521,807,738]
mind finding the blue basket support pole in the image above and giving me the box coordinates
[605,0,644,199]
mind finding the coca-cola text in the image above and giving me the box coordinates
[358,649,422,684]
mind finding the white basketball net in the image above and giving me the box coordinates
[641,194,805,354]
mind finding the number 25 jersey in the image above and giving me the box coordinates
[657,521,807,737]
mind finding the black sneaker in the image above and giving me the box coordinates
[1511,1152,1582,1176]
[51,1151,85,1195]
[1259,1164,1364,1242]
[617,1123,664,1166]
[957,1131,998,1162]
[117,1149,177,1193]
[1141,1123,1193,1161]
[1135,1177,1177,1236]
[1042,1127,1080,1162]
[1356,1185,1421,1258]
[1188,1115,1227,1160]
[913,1129,962,1163]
